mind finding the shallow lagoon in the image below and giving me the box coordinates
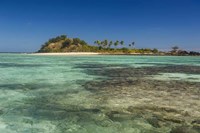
[0,54,200,133]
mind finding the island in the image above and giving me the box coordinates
[37,35,200,56]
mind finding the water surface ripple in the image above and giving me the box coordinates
[0,54,200,133]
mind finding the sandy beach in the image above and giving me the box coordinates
[30,52,157,56]
[30,52,100,56]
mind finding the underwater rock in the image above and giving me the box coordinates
[127,106,135,113]
[22,118,33,125]
[0,109,3,115]
[75,62,200,132]
[127,105,180,115]
[193,125,200,133]
[106,111,133,122]
[192,119,200,124]
[163,116,184,124]
[170,126,198,133]
[95,119,113,127]
[192,120,200,133]
[147,117,162,128]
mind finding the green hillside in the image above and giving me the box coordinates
[38,35,98,53]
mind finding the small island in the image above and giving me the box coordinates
[37,35,200,56]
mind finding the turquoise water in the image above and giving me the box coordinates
[0,54,200,133]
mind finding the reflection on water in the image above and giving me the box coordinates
[0,54,200,133]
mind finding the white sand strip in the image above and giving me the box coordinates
[30,52,100,56]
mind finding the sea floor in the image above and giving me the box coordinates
[0,54,200,133]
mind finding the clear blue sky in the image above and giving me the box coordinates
[0,0,200,52]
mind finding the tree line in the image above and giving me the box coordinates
[94,40,135,49]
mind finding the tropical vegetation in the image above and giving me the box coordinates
[38,35,200,55]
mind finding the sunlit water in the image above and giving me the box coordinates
[0,53,200,133]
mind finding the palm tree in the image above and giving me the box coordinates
[114,40,119,49]
[132,42,135,47]
[104,39,108,48]
[96,40,101,48]
[101,41,104,46]
[171,46,179,52]
[109,41,113,48]
[129,41,135,48]
[120,41,124,47]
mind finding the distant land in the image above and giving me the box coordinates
[38,35,200,56]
